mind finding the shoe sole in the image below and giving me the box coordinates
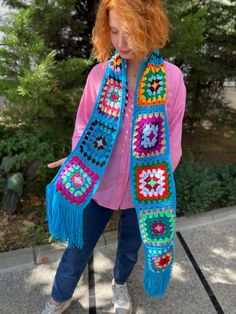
[58,299,72,314]
[113,304,132,314]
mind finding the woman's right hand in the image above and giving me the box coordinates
[47,158,66,168]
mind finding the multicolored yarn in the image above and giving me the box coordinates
[46,49,176,298]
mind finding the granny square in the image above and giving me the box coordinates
[139,208,175,246]
[79,119,116,167]
[56,156,99,205]
[133,112,166,158]
[137,63,166,106]
[133,160,172,203]
[98,76,122,119]
[147,246,174,273]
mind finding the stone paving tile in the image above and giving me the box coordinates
[0,247,34,271]
[181,218,236,314]
[92,235,216,314]
[0,259,89,314]
[93,243,118,313]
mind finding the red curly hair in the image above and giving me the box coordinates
[91,0,170,63]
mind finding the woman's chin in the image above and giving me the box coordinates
[115,49,136,61]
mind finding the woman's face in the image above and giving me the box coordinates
[109,9,135,60]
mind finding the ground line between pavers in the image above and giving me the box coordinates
[88,254,97,313]
[176,231,224,314]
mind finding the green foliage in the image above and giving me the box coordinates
[163,0,236,129]
[175,162,221,216]
[30,0,92,59]
[21,224,50,247]
[0,3,93,127]
[0,1,95,207]
[163,0,206,64]
[0,124,72,196]
[214,163,236,206]
[0,156,24,215]
[175,162,236,216]
[2,0,94,59]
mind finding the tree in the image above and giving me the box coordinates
[2,0,98,59]
[163,0,236,130]
[0,1,93,129]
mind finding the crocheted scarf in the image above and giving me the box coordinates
[46,49,176,298]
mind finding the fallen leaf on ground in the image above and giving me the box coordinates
[27,211,37,221]
[38,256,49,264]
[22,220,36,228]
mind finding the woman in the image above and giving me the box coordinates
[42,0,186,313]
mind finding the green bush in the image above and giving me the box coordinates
[214,163,236,206]
[0,124,72,196]
[175,162,222,216]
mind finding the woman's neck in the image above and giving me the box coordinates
[127,58,141,76]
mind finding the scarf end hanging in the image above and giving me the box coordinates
[46,182,84,249]
[144,263,174,298]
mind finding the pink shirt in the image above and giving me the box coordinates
[72,60,186,210]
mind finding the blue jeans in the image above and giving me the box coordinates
[51,199,142,302]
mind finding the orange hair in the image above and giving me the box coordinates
[91,0,170,63]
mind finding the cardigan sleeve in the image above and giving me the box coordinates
[168,68,186,172]
[71,67,98,151]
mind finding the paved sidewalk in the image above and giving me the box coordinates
[0,206,235,314]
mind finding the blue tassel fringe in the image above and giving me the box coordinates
[144,264,173,298]
[46,182,84,249]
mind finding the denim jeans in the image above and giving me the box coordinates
[51,199,142,302]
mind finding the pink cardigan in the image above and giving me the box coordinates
[72,60,186,210]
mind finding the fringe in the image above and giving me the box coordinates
[46,182,84,249]
[144,262,173,298]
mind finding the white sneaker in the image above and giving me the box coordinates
[41,297,72,314]
[112,278,132,314]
